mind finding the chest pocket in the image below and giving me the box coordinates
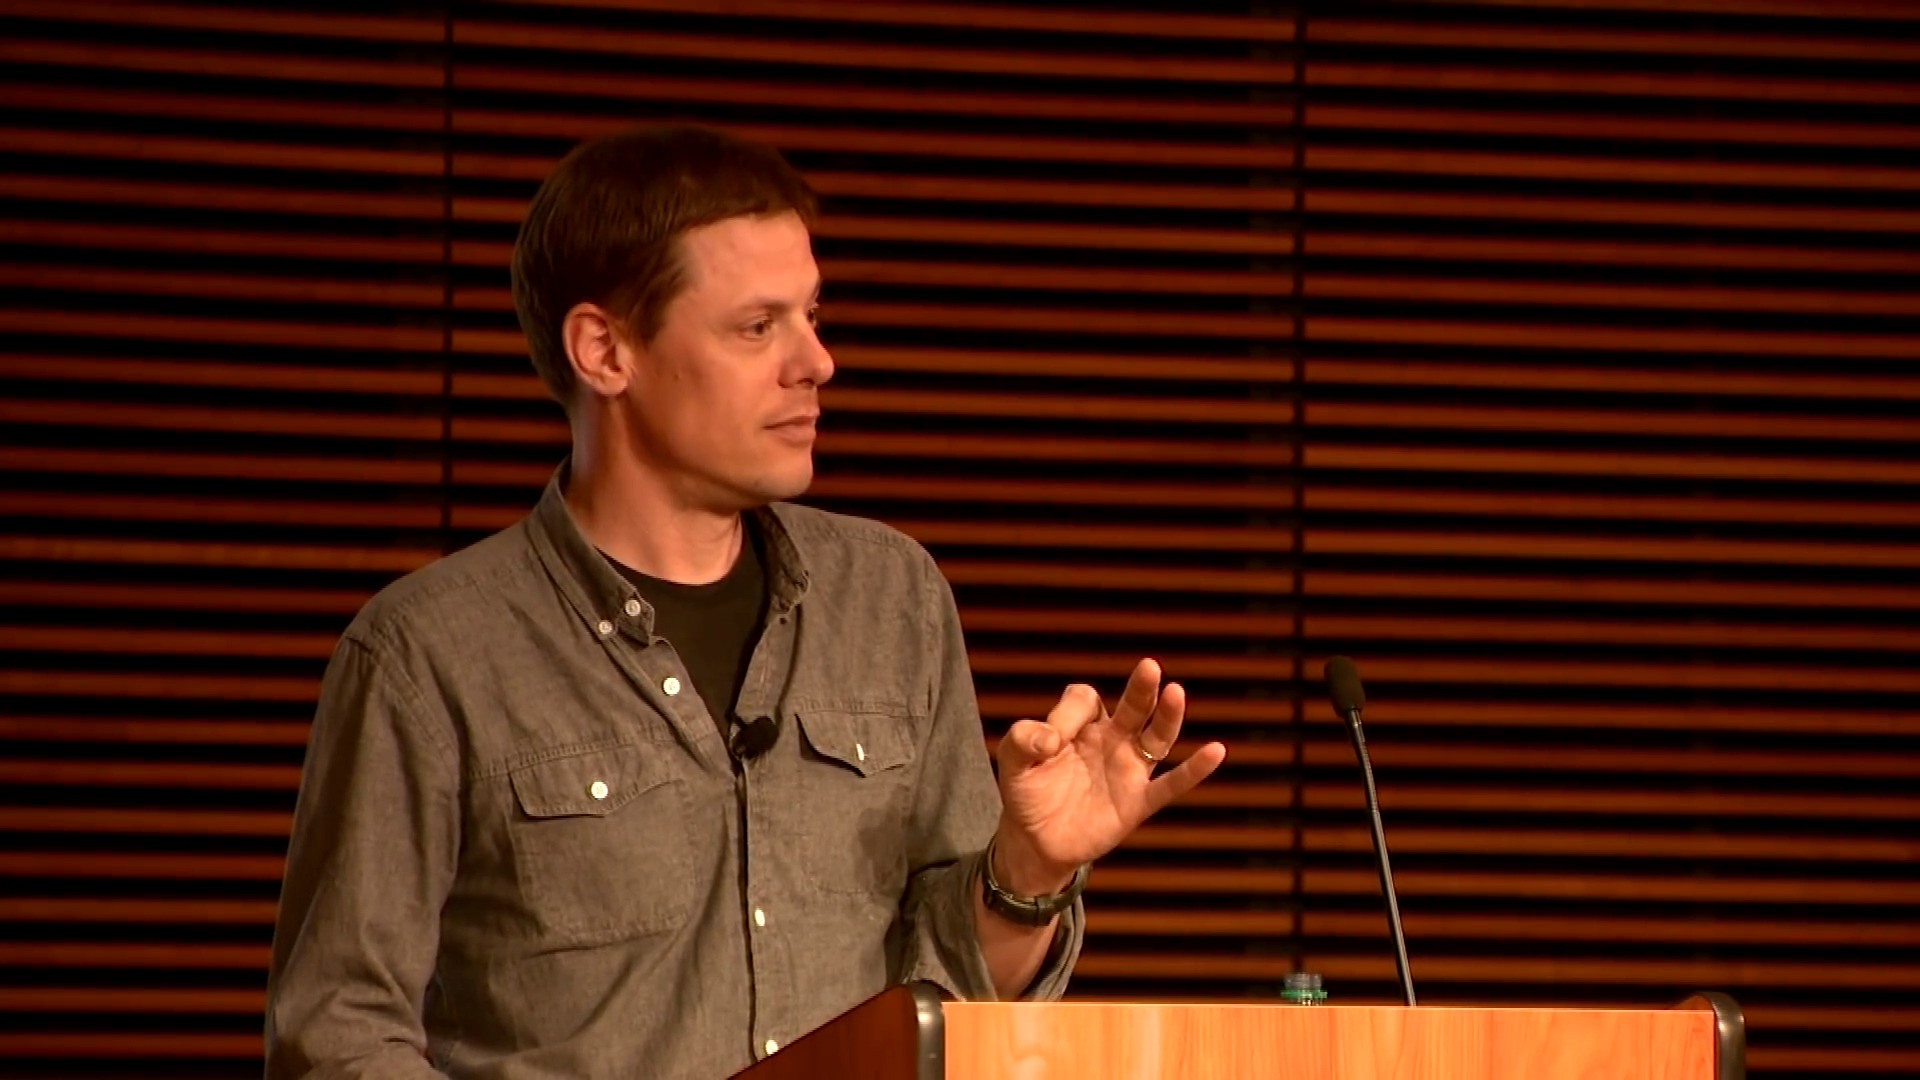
[507,743,694,947]
[792,708,918,899]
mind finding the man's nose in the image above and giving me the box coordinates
[792,324,834,386]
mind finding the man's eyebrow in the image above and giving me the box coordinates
[730,282,822,315]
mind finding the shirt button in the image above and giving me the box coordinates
[753,908,766,928]
[856,742,866,762]
[663,676,681,696]
[624,598,642,617]
[764,1039,778,1056]
[595,619,613,636]
[589,780,608,800]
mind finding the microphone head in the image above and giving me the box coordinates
[1325,655,1366,718]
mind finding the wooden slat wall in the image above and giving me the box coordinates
[0,1,1914,1077]
[1,1,453,1075]
[1292,3,1920,1076]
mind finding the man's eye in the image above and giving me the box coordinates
[806,306,821,328]
[744,319,771,338]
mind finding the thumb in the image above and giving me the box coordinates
[998,719,1062,770]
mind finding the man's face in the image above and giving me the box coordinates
[620,211,832,512]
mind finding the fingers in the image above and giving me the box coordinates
[997,718,1065,772]
[1004,680,1102,770]
[1108,658,1164,736]
[1134,679,1185,760]
[1043,682,1104,746]
[999,678,1128,773]
[1143,741,1228,817]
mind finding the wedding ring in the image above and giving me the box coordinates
[1134,738,1166,765]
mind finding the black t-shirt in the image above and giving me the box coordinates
[605,517,769,739]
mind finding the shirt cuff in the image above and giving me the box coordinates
[900,849,1086,1002]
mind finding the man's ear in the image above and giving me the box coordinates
[562,302,636,402]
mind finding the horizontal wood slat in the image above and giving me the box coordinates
[1308,188,1920,233]
[454,18,1299,84]
[1303,358,1920,400]
[0,39,444,89]
[0,1034,263,1059]
[1307,102,1920,149]
[1452,1,1920,19]
[457,65,1297,127]
[1307,61,1920,106]
[1309,17,1920,60]
[1306,231,1920,272]
[1,0,442,40]
[496,0,1299,41]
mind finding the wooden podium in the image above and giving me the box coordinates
[736,984,1745,1080]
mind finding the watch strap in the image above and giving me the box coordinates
[980,838,1088,927]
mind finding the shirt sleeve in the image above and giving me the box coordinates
[266,633,460,1079]
[893,563,1084,1002]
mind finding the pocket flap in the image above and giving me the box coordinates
[510,745,660,818]
[794,709,914,777]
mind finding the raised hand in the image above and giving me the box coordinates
[989,658,1228,893]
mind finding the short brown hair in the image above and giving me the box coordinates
[510,124,818,408]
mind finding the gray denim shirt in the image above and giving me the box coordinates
[265,469,1082,1079]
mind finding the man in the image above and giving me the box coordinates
[266,124,1226,1079]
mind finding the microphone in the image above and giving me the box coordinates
[730,714,780,760]
[1326,656,1417,1008]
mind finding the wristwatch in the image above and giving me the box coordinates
[980,837,1088,927]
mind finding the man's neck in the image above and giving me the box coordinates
[563,443,745,586]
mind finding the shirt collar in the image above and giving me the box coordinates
[525,461,813,641]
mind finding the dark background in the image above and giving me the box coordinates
[1,0,1917,1075]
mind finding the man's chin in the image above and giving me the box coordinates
[769,463,815,502]
[738,461,814,508]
